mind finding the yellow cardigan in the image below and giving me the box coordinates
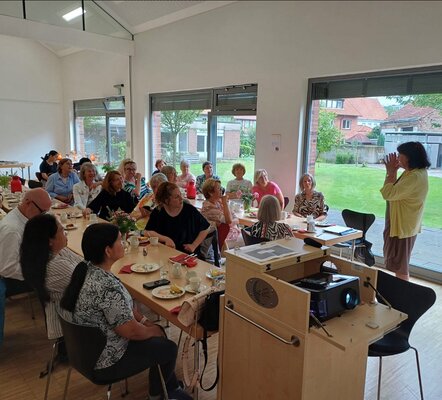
[380,168,428,239]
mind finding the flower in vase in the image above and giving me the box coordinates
[107,208,137,235]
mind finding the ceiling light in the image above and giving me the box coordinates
[62,7,85,22]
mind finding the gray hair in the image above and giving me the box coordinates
[257,195,281,223]
[149,173,167,191]
[79,162,98,181]
[180,159,190,168]
[298,173,316,192]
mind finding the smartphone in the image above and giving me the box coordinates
[143,279,170,290]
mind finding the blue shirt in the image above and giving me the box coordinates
[45,172,80,199]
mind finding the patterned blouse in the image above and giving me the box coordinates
[292,191,326,219]
[249,221,294,241]
[70,264,134,369]
[196,174,221,193]
[123,177,151,200]
[201,200,240,241]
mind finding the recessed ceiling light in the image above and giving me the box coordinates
[62,7,85,22]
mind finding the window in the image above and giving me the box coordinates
[150,85,257,183]
[73,97,126,169]
[342,119,351,129]
[320,99,344,109]
[305,66,442,281]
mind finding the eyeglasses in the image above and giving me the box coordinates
[31,200,46,214]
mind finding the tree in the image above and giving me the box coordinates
[390,94,442,110]
[316,109,343,159]
[367,126,385,146]
[240,126,256,158]
[161,110,201,166]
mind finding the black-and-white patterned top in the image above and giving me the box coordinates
[292,191,326,219]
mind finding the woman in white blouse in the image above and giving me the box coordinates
[73,162,101,215]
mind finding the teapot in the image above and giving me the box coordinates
[186,180,196,199]
[172,262,184,279]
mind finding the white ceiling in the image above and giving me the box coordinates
[39,0,235,56]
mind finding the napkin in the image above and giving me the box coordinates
[169,254,198,268]
[119,264,134,274]
[170,305,182,314]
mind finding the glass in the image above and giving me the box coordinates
[26,1,83,30]
[0,1,23,18]
[159,261,169,280]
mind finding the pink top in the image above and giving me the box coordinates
[176,172,196,189]
[252,181,283,205]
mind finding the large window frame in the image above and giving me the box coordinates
[304,66,442,283]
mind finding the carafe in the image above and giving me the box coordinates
[186,180,196,199]
[10,176,22,193]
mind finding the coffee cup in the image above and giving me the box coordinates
[189,276,201,292]
[280,211,288,219]
[150,236,159,246]
[128,236,139,251]
[89,213,98,223]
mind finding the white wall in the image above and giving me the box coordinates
[131,0,442,199]
[0,34,63,178]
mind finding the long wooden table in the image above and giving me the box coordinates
[0,162,33,180]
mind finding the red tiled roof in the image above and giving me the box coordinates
[332,98,387,120]
[386,103,434,121]
[344,124,372,140]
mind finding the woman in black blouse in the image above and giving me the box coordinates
[145,182,210,254]
[39,150,59,181]
[86,171,137,220]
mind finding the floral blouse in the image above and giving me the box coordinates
[201,200,240,241]
[292,191,326,219]
[249,221,293,241]
[70,264,134,369]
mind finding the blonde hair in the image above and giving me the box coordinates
[257,195,281,223]
[202,178,221,199]
[161,165,177,181]
[118,158,135,175]
[254,169,268,184]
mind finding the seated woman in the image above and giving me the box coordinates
[195,161,221,194]
[292,173,327,221]
[20,214,82,344]
[226,163,253,198]
[144,182,210,254]
[249,195,293,241]
[73,162,102,215]
[45,158,80,205]
[119,159,151,200]
[39,150,59,181]
[86,171,138,220]
[161,165,178,183]
[131,173,168,229]
[60,223,191,400]
[152,159,166,176]
[201,179,241,246]
[176,160,195,189]
[252,169,284,208]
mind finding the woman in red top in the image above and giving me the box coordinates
[252,169,284,208]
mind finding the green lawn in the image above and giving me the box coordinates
[315,163,442,228]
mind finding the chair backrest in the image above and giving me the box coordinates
[35,172,44,181]
[283,196,289,210]
[342,209,375,239]
[241,228,270,246]
[58,314,107,381]
[28,180,43,189]
[217,222,230,250]
[376,270,436,338]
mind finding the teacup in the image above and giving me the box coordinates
[89,213,98,223]
[128,236,139,251]
[280,211,288,219]
[150,236,159,246]
[186,270,198,283]
[189,276,201,292]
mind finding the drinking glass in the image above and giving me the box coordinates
[159,261,169,280]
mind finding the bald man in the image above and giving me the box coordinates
[0,188,52,345]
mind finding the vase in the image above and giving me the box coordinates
[243,199,251,212]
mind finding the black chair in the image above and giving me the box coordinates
[334,209,375,263]
[35,172,44,181]
[368,270,436,400]
[199,229,220,267]
[28,179,43,188]
[283,196,289,210]
[57,314,167,400]
[241,228,270,246]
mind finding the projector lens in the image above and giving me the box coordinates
[341,288,359,310]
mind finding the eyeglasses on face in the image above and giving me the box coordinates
[31,200,46,214]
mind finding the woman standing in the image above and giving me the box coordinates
[60,223,191,400]
[145,182,210,253]
[249,195,293,241]
[20,214,82,341]
[45,158,80,205]
[73,162,101,214]
[252,169,284,209]
[39,150,59,181]
[292,173,327,221]
[87,171,137,220]
[381,141,430,281]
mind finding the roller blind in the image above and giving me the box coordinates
[74,96,125,117]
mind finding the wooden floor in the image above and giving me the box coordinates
[1,276,441,400]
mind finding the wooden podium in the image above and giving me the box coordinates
[217,238,406,400]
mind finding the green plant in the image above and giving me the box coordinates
[335,152,355,164]
[102,162,118,173]
[0,174,11,189]
[107,208,137,234]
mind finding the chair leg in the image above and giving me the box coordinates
[411,346,424,400]
[158,365,169,400]
[107,383,112,400]
[43,339,59,400]
[376,356,382,400]
[120,379,129,397]
[28,292,35,319]
[63,367,72,400]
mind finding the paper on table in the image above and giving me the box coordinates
[323,225,357,235]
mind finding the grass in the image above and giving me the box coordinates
[315,163,442,228]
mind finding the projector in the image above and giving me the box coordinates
[292,272,360,323]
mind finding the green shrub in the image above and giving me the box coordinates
[335,152,355,164]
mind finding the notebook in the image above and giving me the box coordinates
[323,225,357,236]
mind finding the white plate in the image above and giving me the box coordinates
[70,213,83,219]
[206,269,226,280]
[138,237,150,244]
[315,222,333,227]
[152,285,185,299]
[52,204,68,209]
[130,263,160,273]
[63,224,78,230]
[184,284,208,294]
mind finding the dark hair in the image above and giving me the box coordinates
[202,161,212,171]
[102,170,122,196]
[61,223,120,312]
[20,214,58,304]
[397,141,431,169]
[57,158,72,173]
[41,150,58,161]
[79,157,91,165]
